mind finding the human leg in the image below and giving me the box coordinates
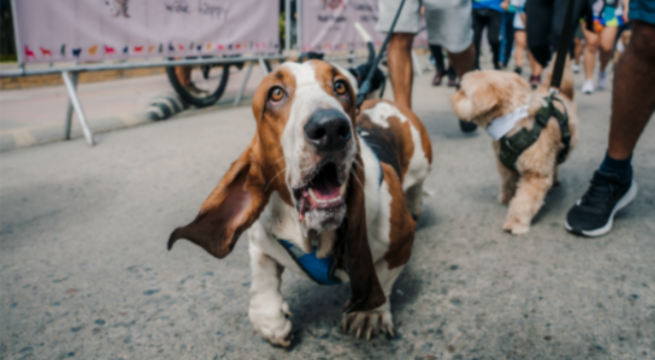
[525,0,553,68]
[471,9,486,70]
[501,11,516,67]
[376,0,421,108]
[607,20,655,161]
[565,20,655,237]
[582,25,599,93]
[514,30,526,70]
[487,9,504,69]
[429,44,445,86]
[387,33,416,108]
[597,25,619,88]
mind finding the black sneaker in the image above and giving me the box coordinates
[459,120,478,133]
[565,171,638,237]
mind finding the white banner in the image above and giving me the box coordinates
[13,0,280,64]
[300,0,427,53]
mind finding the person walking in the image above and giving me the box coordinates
[580,0,629,94]
[525,0,593,84]
[499,2,516,68]
[429,44,457,86]
[472,0,505,70]
[565,0,654,237]
[377,0,478,132]
[503,0,543,87]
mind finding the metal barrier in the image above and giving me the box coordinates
[1,0,296,146]
[0,0,375,147]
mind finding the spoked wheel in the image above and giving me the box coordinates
[166,60,230,107]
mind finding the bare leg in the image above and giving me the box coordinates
[573,37,583,65]
[607,20,655,160]
[583,27,599,81]
[528,51,543,76]
[447,43,476,81]
[387,33,415,109]
[514,30,526,68]
[504,173,553,234]
[598,26,619,72]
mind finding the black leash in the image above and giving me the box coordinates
[549,0,576,93]
[356,0,406,108]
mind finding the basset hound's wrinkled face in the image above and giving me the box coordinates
[252,60,359,233]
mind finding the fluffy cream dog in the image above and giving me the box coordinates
[451,61,578,234]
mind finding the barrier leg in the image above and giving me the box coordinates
[61,71,95,146]
[258,56,269,76]
[234,61,254,107]
[411,50,422,77]
[63,72,79,140]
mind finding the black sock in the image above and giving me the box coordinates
[599,151,632,182]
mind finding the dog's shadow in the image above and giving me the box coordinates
[531,182,567,225]
[281,257,423,347]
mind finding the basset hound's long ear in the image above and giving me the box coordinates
[168,141,269,259]
[339,153,386,313]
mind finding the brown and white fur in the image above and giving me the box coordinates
[451,58,578,234]
[168,60,432,345]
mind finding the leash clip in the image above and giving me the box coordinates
[548,87,560,96]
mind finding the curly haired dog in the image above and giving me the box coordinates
[451,59,578,234]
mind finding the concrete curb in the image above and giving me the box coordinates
[0,91,253,153]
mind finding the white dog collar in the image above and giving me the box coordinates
[486,101,530,141]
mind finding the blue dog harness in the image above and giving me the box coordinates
[277,136,385,286]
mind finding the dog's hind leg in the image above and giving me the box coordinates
[404,179,425,220]
[248,232,292,347]
[503,173,553,234]
[496,158,520,204]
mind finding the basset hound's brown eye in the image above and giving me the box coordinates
[269,87,285,102]
[334,80,348,95]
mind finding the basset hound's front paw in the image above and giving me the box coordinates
[342,306,394,341]
[249,300,293,347]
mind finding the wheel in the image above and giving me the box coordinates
[166,61,230,107]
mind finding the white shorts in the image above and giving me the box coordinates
[376,0,474,53]
[514,12,525,30]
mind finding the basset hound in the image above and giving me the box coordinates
[168,59,432,346]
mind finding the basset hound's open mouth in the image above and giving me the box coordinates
[293,162,348,222]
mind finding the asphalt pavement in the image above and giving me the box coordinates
[1,63,654,360]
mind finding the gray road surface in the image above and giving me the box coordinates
[1,69,654,360]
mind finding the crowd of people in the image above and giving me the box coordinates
[428,0,630,94]
[379,0,654,237]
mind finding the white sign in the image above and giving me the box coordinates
[300,0,427,53]
[13,0,280,63]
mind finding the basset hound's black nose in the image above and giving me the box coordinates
[304,109,352,152]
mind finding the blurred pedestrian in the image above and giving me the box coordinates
[525,0,593,86]
[472,0,504,70]
[572,21,584,73]
[565,0,654,237]
[429,44,457,86]
[503,0,543,87]
[378,0,477,132]
[499,1,515,68]
[581,0,629,94]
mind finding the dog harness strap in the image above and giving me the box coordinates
[551,97,572,164]
[499,96,571,171]
[276,237,341,286]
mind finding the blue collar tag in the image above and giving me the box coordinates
[276,238,341,285]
